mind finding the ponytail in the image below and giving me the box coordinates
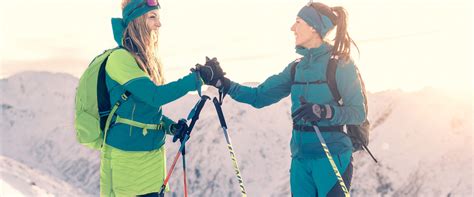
[310,3,359,61]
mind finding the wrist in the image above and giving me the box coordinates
[313,104,334,120]
[322,104,334,119]
[217,77,231,93]
[200,70,213,84]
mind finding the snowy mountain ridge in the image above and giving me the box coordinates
[0,155,89,196]
[0,71,472,196]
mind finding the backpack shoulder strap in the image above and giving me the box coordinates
[326,59,369,114]
[355,66,369,114]
[98,48,131,130]
[326,58,342,104]
[290,58,302,83]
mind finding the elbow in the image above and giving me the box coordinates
[356,114,365,124]
[252,103,267,109]
[333,105,366,125]
[355,106,366,124]
[251,94,279,109]
[251,99,271,109]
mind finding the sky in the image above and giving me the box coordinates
[0,0,473,94]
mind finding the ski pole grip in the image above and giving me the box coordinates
[187,95,210,131]
[194,95,210,115]
[212,97,227,128]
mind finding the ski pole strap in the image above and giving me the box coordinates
[293,124,343,132]
[218,91,226,105]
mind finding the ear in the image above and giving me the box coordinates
[205,56,211,61]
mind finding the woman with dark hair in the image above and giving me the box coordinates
[207,2,365,196]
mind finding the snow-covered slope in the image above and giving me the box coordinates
[0,72,472,196]
[352,89,473,196]
[0,72,100,195]
[0,155,88,196]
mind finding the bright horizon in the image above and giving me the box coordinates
[0,0,472,94]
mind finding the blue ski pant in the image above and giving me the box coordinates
[290,151,352,197]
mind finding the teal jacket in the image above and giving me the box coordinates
[227,43,366,158]
[104,49,202,151]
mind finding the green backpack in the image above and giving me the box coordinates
[74,48,130,150]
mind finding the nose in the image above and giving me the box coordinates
[157,20,161,28]
[290,23,296,32]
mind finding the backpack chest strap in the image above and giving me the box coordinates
[293,124,343,132]
[290,58,341,101]
[291,80,327,85]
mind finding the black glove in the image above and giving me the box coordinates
[292,96,334,123]
[170,119,188,143]
[192,57,226,86]
[215,76,231,96]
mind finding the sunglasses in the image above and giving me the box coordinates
[146,0,159,7]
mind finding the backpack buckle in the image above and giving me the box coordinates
[121,93,128,100]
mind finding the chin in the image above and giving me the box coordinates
[295,39,304,46]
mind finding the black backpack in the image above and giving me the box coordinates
[291,58,377,162]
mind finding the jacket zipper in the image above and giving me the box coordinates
[299,56,310,153]
[303,54,311,99]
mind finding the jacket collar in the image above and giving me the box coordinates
[295,42,331,58]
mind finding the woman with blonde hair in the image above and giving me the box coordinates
[102,0,224,196]
[207,2,365,196]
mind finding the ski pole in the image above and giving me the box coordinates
[212,97,247,197]
[312,124,350,197]
[362,144,378,163]
[159,95,210,195]
[182,146,188,197]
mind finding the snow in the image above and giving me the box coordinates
[1,179,25,197]
[0,71,472,196]
[0,155,88,197]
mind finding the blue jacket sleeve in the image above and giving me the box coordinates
[227,64,292,108]
[122,73,202,108]
[105,49,203,109]
[328,61,366,125]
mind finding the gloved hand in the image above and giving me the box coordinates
[170,119,189,143]
[192,57,226,86]
[292,96,334,123]
[215,76,231,96]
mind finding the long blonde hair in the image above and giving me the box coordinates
[121,0,164,85]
